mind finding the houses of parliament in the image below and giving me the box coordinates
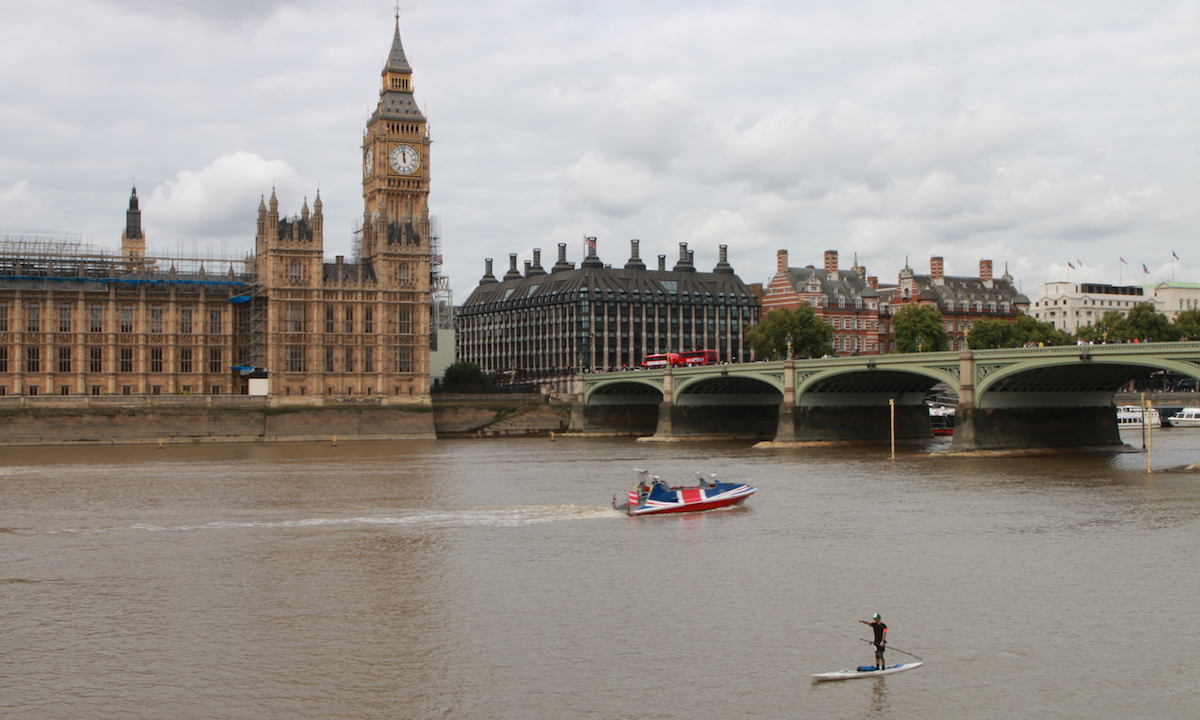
[0,19,437,402]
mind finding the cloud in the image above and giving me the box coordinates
[0,180,51,231]
[146,152,304,244]
[563,152,664,218]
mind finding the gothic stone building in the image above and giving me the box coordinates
[457,239,760,373]
[0,18,432,400]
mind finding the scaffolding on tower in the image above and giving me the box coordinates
[428,216,453,350]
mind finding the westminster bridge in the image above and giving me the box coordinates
[578,342,1200,452]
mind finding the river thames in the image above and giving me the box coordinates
[4,430,1199,719]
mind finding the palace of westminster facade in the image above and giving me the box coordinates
[0,20,434,401]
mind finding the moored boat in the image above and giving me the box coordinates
[614,469,755,516]
[928,405,955,436]
[1167,407,1200,427]
[1115,405,1165,429]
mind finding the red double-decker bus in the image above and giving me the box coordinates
[678,350,718,366]
[641,350,718,368]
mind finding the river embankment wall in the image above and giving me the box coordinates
[0,395,438,446]
[0,393,584,446]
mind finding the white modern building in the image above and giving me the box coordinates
[1030,282,1163,333]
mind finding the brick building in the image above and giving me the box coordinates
[763,250,1029,354]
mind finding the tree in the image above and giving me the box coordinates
[1122,302,1178,342]
[1011,313,1074,346]
[1083,310,1128,343]
[967,317,1016,349]
[440,361,492,392]
[746,305,834,359]
[891,304,949,353]
[1173,308,1200,341]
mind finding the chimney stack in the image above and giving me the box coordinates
[777,249,789,273]
[581,237,604,268]
[503,253,522,281]
[868,276,878,290]
[658,255,667,271]
[824,250,838,275]
[673,242,695,272]
[980,259,993,284]
[931,256,944,282]
[713,244,734,274]
[552,243,572,273]
[625,239,646,270]
[480,258,497,285]
[528,248,546,276]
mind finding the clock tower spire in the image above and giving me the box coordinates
[361,11,430,260]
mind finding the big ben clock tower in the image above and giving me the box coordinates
[362,12,431,259]
[359,13,431,387]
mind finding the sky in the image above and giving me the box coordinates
[1,0,1197,301]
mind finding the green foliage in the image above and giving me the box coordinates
[1084,310,1128,342]
[440,361,492,391]
[891,304,949,353]
[746,305,834,359]
[1173,309,1200,341]
[1121,302,1178,342]
[966,317,1015,349]
[1012,313,1074,346]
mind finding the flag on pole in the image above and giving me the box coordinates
[584,236,596,249]
[1142,264,1149,274]
[1068,262,1075,269]
[1077,259,1083,266]
[1120,257,1128,265]
[1173,251,1180,260]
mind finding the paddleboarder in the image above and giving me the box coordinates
[859,613,887,670]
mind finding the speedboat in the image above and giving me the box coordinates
[1115,405,1165,429]
[1168,407,1200,427]
[614,469,755,516]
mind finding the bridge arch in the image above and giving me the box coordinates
[976,355,1200,406]
[584,377,663,406]
[673,372,784,405]
[795,366,960,403]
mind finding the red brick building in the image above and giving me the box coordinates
[763,251,1030,354]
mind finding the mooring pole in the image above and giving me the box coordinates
[889,397,896,460]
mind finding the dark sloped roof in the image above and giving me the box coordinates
[890,274,1030,308]
[782,267,879,302]
[461,265,757,314]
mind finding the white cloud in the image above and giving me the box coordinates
[563,152,664,218]
[146,152,304,244]
[0,180,48,230]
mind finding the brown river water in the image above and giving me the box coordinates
[4,430,1199,719]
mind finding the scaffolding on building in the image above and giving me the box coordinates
[0,232,253,286]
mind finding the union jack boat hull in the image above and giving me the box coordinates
[614,475,755,516]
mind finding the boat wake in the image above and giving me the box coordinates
[37,505,624,535]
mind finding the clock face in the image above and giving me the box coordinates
[363,148,374,178]
[389,144,420,175]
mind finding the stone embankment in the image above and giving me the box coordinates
[432,394,572,438]
[0,392,582,446]
[0,395,436,446]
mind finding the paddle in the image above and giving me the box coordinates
[860,638,924,661]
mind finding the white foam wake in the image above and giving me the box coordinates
[49,505,624,534]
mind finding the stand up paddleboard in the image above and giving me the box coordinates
[812,662,923,682]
